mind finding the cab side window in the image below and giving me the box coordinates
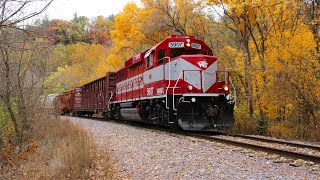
[157,49,166,65]
[146,52,154,69]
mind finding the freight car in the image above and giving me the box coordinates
[56,73,116,117]
[56,90,75,115]
[74,73,115,117]
[57,35,235,131]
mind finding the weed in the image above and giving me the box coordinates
[0,115,117,179]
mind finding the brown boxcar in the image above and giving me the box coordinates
[56,87,82,115]
[81,76,106,116]
[57,73,115,117]
[76,72,116,117]
[57,90,75,115]
[73,87,82,115]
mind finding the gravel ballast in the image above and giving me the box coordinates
[65,117,320,179]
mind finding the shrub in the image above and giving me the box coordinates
[268,121,320,142]
[0,115,117,179]
[230,107,258,134]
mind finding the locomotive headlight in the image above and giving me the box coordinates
[186,43,191,47]
[223,86,229,91]
[186,39,191,43]
[191,97,196,102]
[188,85,193,91]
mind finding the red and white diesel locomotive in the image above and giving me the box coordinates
[57,35,235,131]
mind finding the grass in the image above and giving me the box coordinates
[0,114,117,179]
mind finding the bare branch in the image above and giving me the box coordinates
[0,0,53,30]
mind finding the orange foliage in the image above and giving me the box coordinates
[46,43,111,92]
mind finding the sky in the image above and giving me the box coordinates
[41,0,140,21]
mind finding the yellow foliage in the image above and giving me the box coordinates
[107,2,150,69]
[231,105,258,134]
[268,122,295,139]
[209,0,319,137]
[46,43,111,92]
[261,23,317,120]
[107,0,213,70]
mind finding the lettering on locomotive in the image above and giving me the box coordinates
[191,42,201,49]
[147,87,154,96]
[169,42,184,48]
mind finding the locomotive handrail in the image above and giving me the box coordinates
[173,72,183,111]
[158,56,169,65]
[164,56,171,109]
[230,77,237,109]
[107,91,115,111]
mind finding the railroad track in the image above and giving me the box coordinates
[109,119,320,164]
[64,116,320,164]
[230,134,320,151]
[180,132,320,164]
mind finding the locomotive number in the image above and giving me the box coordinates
[147,87,154,96]
[191,43,201,49]
[156,87,164,95]
[169,42,184,48]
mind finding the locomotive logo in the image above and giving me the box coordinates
[197,60,208,68]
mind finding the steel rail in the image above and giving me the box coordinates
[179,132,320,164]
[230,134,320,151]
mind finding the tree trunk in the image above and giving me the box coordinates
[233,6,254,119]
[1,47,22,145]
[3,97,21,144]
[242,42,254,118]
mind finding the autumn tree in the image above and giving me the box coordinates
[108,0,213,69]
[141,0,211,41]
[298,0,320,57]
[207,0,319,138]
[0,29,52,145]
[44,19,85,44]
[106,3,149,68]
[86,15,114,46]
[207,0,255,119]
[0,0,54,146]
[72,13,89,32]
[46,43,110,92]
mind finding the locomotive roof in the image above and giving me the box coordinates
[122,34,211,69]
[144,34,198,57]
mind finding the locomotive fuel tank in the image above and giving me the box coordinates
[120,108,141,121]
